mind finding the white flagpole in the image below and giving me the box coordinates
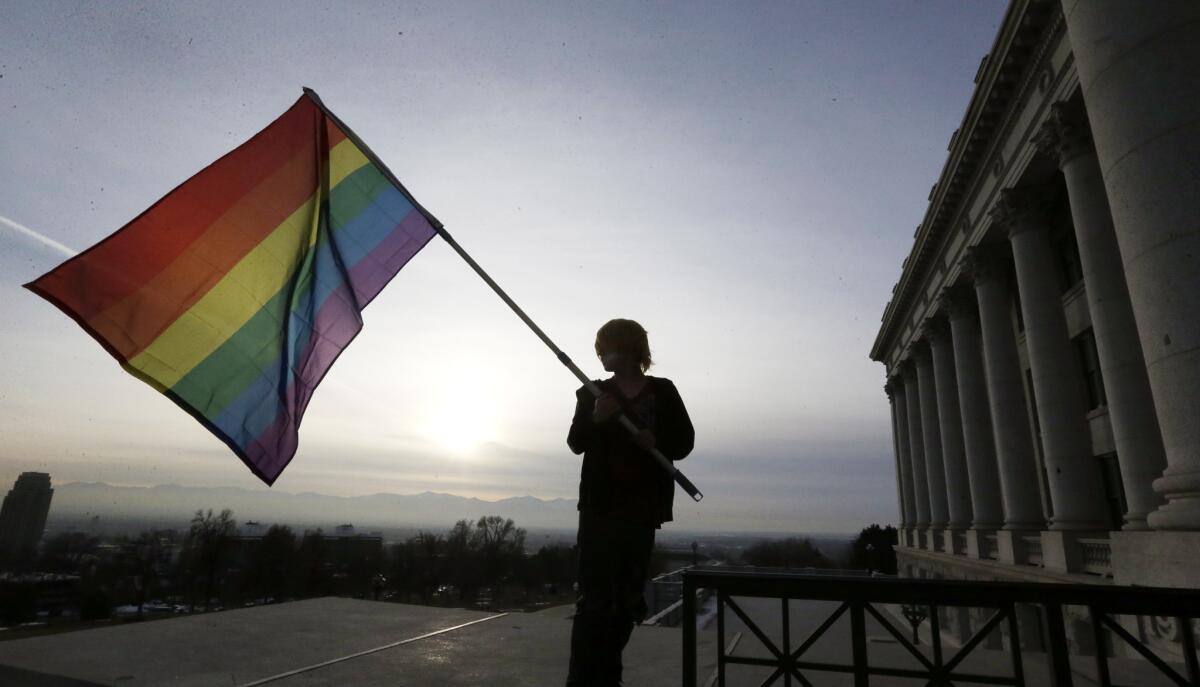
[303,87,704,502]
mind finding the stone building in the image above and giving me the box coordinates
[869,0,1200,656]
[0,472,54,563]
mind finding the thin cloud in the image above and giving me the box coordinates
[0,213,77,257]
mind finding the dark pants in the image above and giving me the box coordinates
[565,511,656,687]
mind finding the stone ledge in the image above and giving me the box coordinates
[896,544,1112,585]
[1111,530,1200,588]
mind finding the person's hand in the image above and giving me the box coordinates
[634,429,656,452]
[592,393,620,423]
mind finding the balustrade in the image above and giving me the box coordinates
[1079,538,1113,578]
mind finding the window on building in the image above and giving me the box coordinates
[1074,329,1107,411]
[1099,453,1127,530]
[1050,189,1084,293]
[1012,279,1025,333]
[1054,231,1084,293]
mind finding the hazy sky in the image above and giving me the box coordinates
[0,2,1005,533]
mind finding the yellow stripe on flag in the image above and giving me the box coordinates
[329,138,369,191]
[127,140,370,387]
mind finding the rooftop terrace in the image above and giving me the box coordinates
[3,572,1198,686]
[0,598,714,686]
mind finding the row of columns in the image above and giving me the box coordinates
[1061,0,1200,531]
[887,98,1173,537]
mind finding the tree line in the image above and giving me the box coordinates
[3,513,897,630]
[738,524,897,574]
[3,509,576,627]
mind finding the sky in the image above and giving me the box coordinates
[0,1,1006,534]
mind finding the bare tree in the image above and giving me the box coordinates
[39,532,100,573]
[412,531,442,603]
[444,520,476,601]
[473,516,526,584]
[293,529,331,598]
[742,537,833,570]
[252,525,295,604]
[119,531,173,619]
[182,509,235,611]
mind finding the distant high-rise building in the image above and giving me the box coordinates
[0,472,54,562]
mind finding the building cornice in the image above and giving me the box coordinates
[870,0,1061,364]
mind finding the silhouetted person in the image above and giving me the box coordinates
[565,319,695,687]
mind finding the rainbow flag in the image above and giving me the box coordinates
[25,90,440,484]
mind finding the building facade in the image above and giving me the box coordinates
[870,0,1200,657]
[0,472,55,563]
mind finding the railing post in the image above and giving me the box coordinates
[682,573,696,687]
[1006,603,1026,686]
[1043,603,1074,687]
[1088,607,1110,686]
[717,589,726,687]
[850,601,868,687]
[1180,615,1200,685]
[930,604,943,670]
[782,596,791,687]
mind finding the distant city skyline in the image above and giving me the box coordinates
[0,2,1006,533]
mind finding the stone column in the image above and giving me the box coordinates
[887,379,915,529]
[991,188,1110,531]
[943,288,1006,530]
[889,387,902,525]
[902,362,932,533]
[927,318,974,531]
[964,245,1045,530]
[1036,102,1167,529]
[915,344,950,534]
[1062,2,1200,530]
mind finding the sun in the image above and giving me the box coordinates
[423,373,499,454]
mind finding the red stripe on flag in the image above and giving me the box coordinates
[28,96,346,325]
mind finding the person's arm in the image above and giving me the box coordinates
[655,379,695,461]
[567,386,598,455]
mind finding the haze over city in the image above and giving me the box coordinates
[1,2,1005,533]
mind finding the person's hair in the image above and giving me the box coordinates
[595,319,653,372]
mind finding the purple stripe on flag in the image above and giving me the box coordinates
[243,213,436,481]
[349,210,435,305]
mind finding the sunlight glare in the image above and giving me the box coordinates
[423,368,500,455]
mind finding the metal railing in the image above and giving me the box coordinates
[681,568,1200,687]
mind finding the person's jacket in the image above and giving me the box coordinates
[567,376,695,527]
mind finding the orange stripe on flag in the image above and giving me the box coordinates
[29,98,347,325]
[87,140,322,359]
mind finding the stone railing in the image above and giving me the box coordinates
[953,530,967,555]
[1021,535,1044,567]
[1078,538,1113,577]
[982,533,999,560]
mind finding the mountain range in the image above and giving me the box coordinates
[47,482,580,534]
